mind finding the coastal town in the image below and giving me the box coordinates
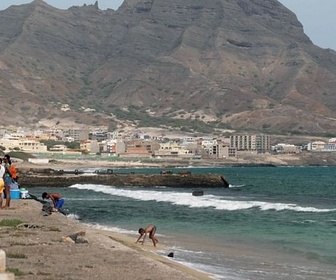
[0,127,335,162]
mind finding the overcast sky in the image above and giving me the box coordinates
[0,0,335,50]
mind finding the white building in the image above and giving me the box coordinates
[154,142,194,158]
[0,138,47,153]
[307,141,326,151]
[272,143,301,154]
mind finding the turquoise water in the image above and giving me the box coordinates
[29,167,336,279]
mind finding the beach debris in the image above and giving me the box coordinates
[42,204,54,216]
[40,202,67,216]
[16,223,41,229]
[167,252,174,258]
[62,231,88,244]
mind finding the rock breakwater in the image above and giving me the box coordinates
[19,173,229,188]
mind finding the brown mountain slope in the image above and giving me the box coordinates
[1,0,336,135]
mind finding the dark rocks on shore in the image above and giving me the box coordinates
[231,163,277,167]
[19,173,230,188]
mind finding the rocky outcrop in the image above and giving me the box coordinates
[19,173,229,188]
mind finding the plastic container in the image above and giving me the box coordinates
[20,189,29,199]
[10,181,19,189]
[10,189,20,200]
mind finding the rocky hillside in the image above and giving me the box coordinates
[1,0,336,136]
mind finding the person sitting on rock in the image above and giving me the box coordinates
[42,192,64,211]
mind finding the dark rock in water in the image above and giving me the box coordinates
[160,170,173,175]
[20,173,229,188]
[178,170,192,175]
[167,252,174,258]
[231,163,276,167]
[220,176,230,188]
[192,190,204,196]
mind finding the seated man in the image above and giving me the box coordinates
[42,192,64,211]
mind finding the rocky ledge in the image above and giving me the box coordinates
[19,173,230,188]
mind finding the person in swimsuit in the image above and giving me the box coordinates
[3,154,15,208]
[42,192,64,211]
[136,224,159,247]
[0,158,5,208]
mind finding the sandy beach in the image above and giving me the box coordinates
[0,200,211,280]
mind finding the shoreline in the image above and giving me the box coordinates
[14,151,336,173]
[0,200,211,280]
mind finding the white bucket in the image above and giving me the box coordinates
[20,190,29,199]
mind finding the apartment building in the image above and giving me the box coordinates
[63,129,89,142]
[80,139,100,153]
[100,140,126,154]
[230,134,271,153]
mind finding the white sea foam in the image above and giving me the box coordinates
[161,255,235,280]
[165,246,204,255]
[68,184,336,213]
[66,213,80,220]
[155,248,225,280]
[81,223,166,237]
[228,184,244,188]
[68,197,113,201]
[87,224,137,235]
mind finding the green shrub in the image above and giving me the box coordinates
[6,268,25,276]
[0,219,23,227]
[7,253,27,259]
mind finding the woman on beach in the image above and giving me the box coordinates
[3,154,16,208]
[0,158,5,208]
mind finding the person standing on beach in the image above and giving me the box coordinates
[3,154,16,208]
[136,224,159,247]
[42,192,64,211]
[0,158,5,208]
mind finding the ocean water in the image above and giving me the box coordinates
[28,166,336,279]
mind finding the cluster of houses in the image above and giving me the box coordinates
[0,128,335,159]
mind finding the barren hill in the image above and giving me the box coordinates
[1,0,336,136]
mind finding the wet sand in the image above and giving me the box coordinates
[0,200,211,280]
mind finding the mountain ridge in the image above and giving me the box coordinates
[1,0,336,136]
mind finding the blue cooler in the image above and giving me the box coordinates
[10,189,21,200]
